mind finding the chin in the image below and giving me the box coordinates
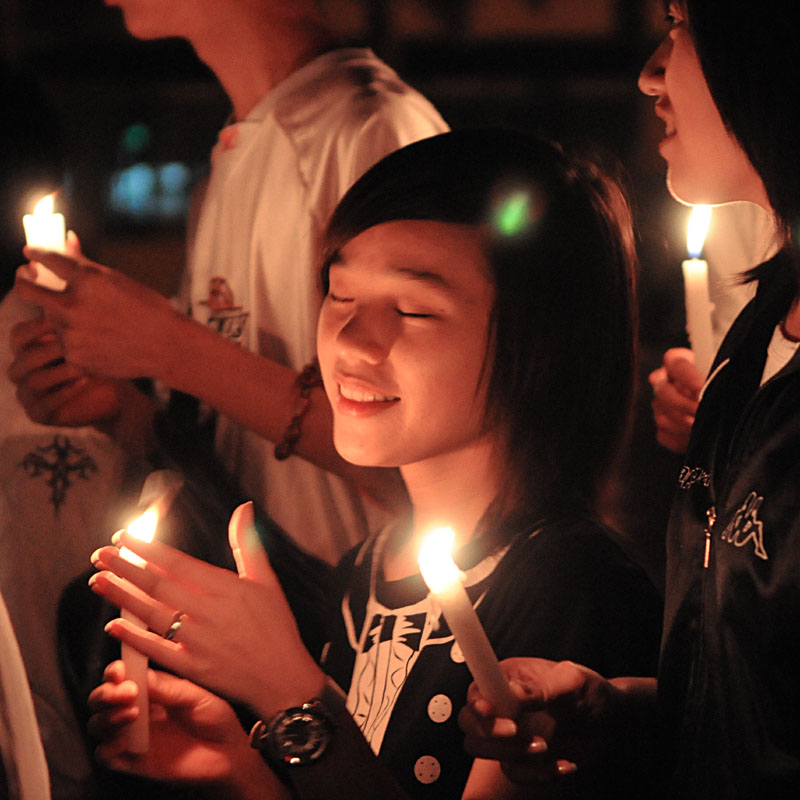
[665,168,716,207]
[666,165,762,208]
[332,437,393,469]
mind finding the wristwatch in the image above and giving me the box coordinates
[250,682,342,767]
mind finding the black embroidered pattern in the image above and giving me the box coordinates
[19,435,98,513]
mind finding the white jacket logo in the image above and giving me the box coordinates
[720,492,768,561]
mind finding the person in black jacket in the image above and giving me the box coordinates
[459,1,800,797]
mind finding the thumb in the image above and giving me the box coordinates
[65,230,83,258]
[147,669,200,708]
[21,247,78,293]
[228,501,273,584]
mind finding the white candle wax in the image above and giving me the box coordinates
[418,528,516,718]
[22,194,68,292]
[682,257,715,377]
[682,205,715,377]
[117,506,159,754]
[120,610,150,754]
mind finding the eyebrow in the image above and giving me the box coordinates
[329,255,456,292]
[390,264,455,291]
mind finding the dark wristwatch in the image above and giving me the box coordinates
[250,682,342,767]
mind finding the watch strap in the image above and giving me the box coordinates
[250,679,345,767]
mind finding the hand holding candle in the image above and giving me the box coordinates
[418,527,517,718]
[118,506,158,754]
[115,471,183,754]
[22,193,68,292]
[682,205,715,377]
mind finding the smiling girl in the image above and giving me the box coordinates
[87,130,660,799]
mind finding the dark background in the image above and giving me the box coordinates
[1,0,690,589]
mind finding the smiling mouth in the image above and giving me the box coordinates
[339,384,399,403]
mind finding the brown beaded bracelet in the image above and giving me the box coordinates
[274,359,324,461]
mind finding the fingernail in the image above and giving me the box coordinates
[557,760,578,776]
[16,264,36,281]
[88,573,98,587]
[474,698,492,716]
[111,530,123,546]
[527,737,548,754]
[493,718,518,737]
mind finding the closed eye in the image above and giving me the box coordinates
[397,309,436,319]
[328,293,353,304]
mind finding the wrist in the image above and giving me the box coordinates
[252,663,328,722]
[100,380,156,458]
[249,677,345,770]
[156,308,199,387]
[208,745,288,800]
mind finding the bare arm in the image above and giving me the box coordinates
[459,659,659,792]
[15,250,406,509]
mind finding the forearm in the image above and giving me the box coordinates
[152,313,406,509]
[245,671,410,800]
[205,753,291,800]
[607,676,658,725]
[606,677,662,778]
[98,379,158,459]
[288,692,411,800]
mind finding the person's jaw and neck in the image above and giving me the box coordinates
[107,0,338,121]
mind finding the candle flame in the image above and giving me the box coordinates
[686,204,712,259]
[33,194,55,217]
[127,506,159,543]
[418,526,462,594]
[120,505,160,567]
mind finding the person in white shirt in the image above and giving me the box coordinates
[9,0,448,563]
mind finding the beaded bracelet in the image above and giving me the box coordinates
[274,359,324,461]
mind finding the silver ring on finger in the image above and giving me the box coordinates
[163,611,186,641]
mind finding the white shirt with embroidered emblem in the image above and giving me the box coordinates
[185,48,448,563]
[0,291,126,800]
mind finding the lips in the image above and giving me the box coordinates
[339,384,399,403]
[654,100,676,138]
[333,373,400,416]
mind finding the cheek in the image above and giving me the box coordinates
[315,312,337,396]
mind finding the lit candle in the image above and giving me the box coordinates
[22,193,68,292]
[118,505,160,754]
[418,527,516,717]
[682,205,715,377]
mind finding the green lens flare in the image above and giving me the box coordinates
[493,190,531,237]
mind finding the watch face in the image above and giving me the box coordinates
[271,706,331,765]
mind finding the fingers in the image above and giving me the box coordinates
[89,548,201,639]
[229,501,273,584]
[21,247,81,282]
[88,567,180,638]
[649,348,702,454]
[65,230,82,258]
[9,317,57,356]
[500,758,578,785]
[101,530,228,599]
[663,347,704,392]
[87,662,141,741]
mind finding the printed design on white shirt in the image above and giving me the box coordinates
[678,465,711,490]
[18,435,98,513]
[199,276,249,342]
[348,608,430,753]
[720,491,768,561]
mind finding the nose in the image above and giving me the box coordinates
[638,36,669,96]
[335,307,393,365]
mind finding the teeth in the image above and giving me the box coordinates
[340,384,397,403]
